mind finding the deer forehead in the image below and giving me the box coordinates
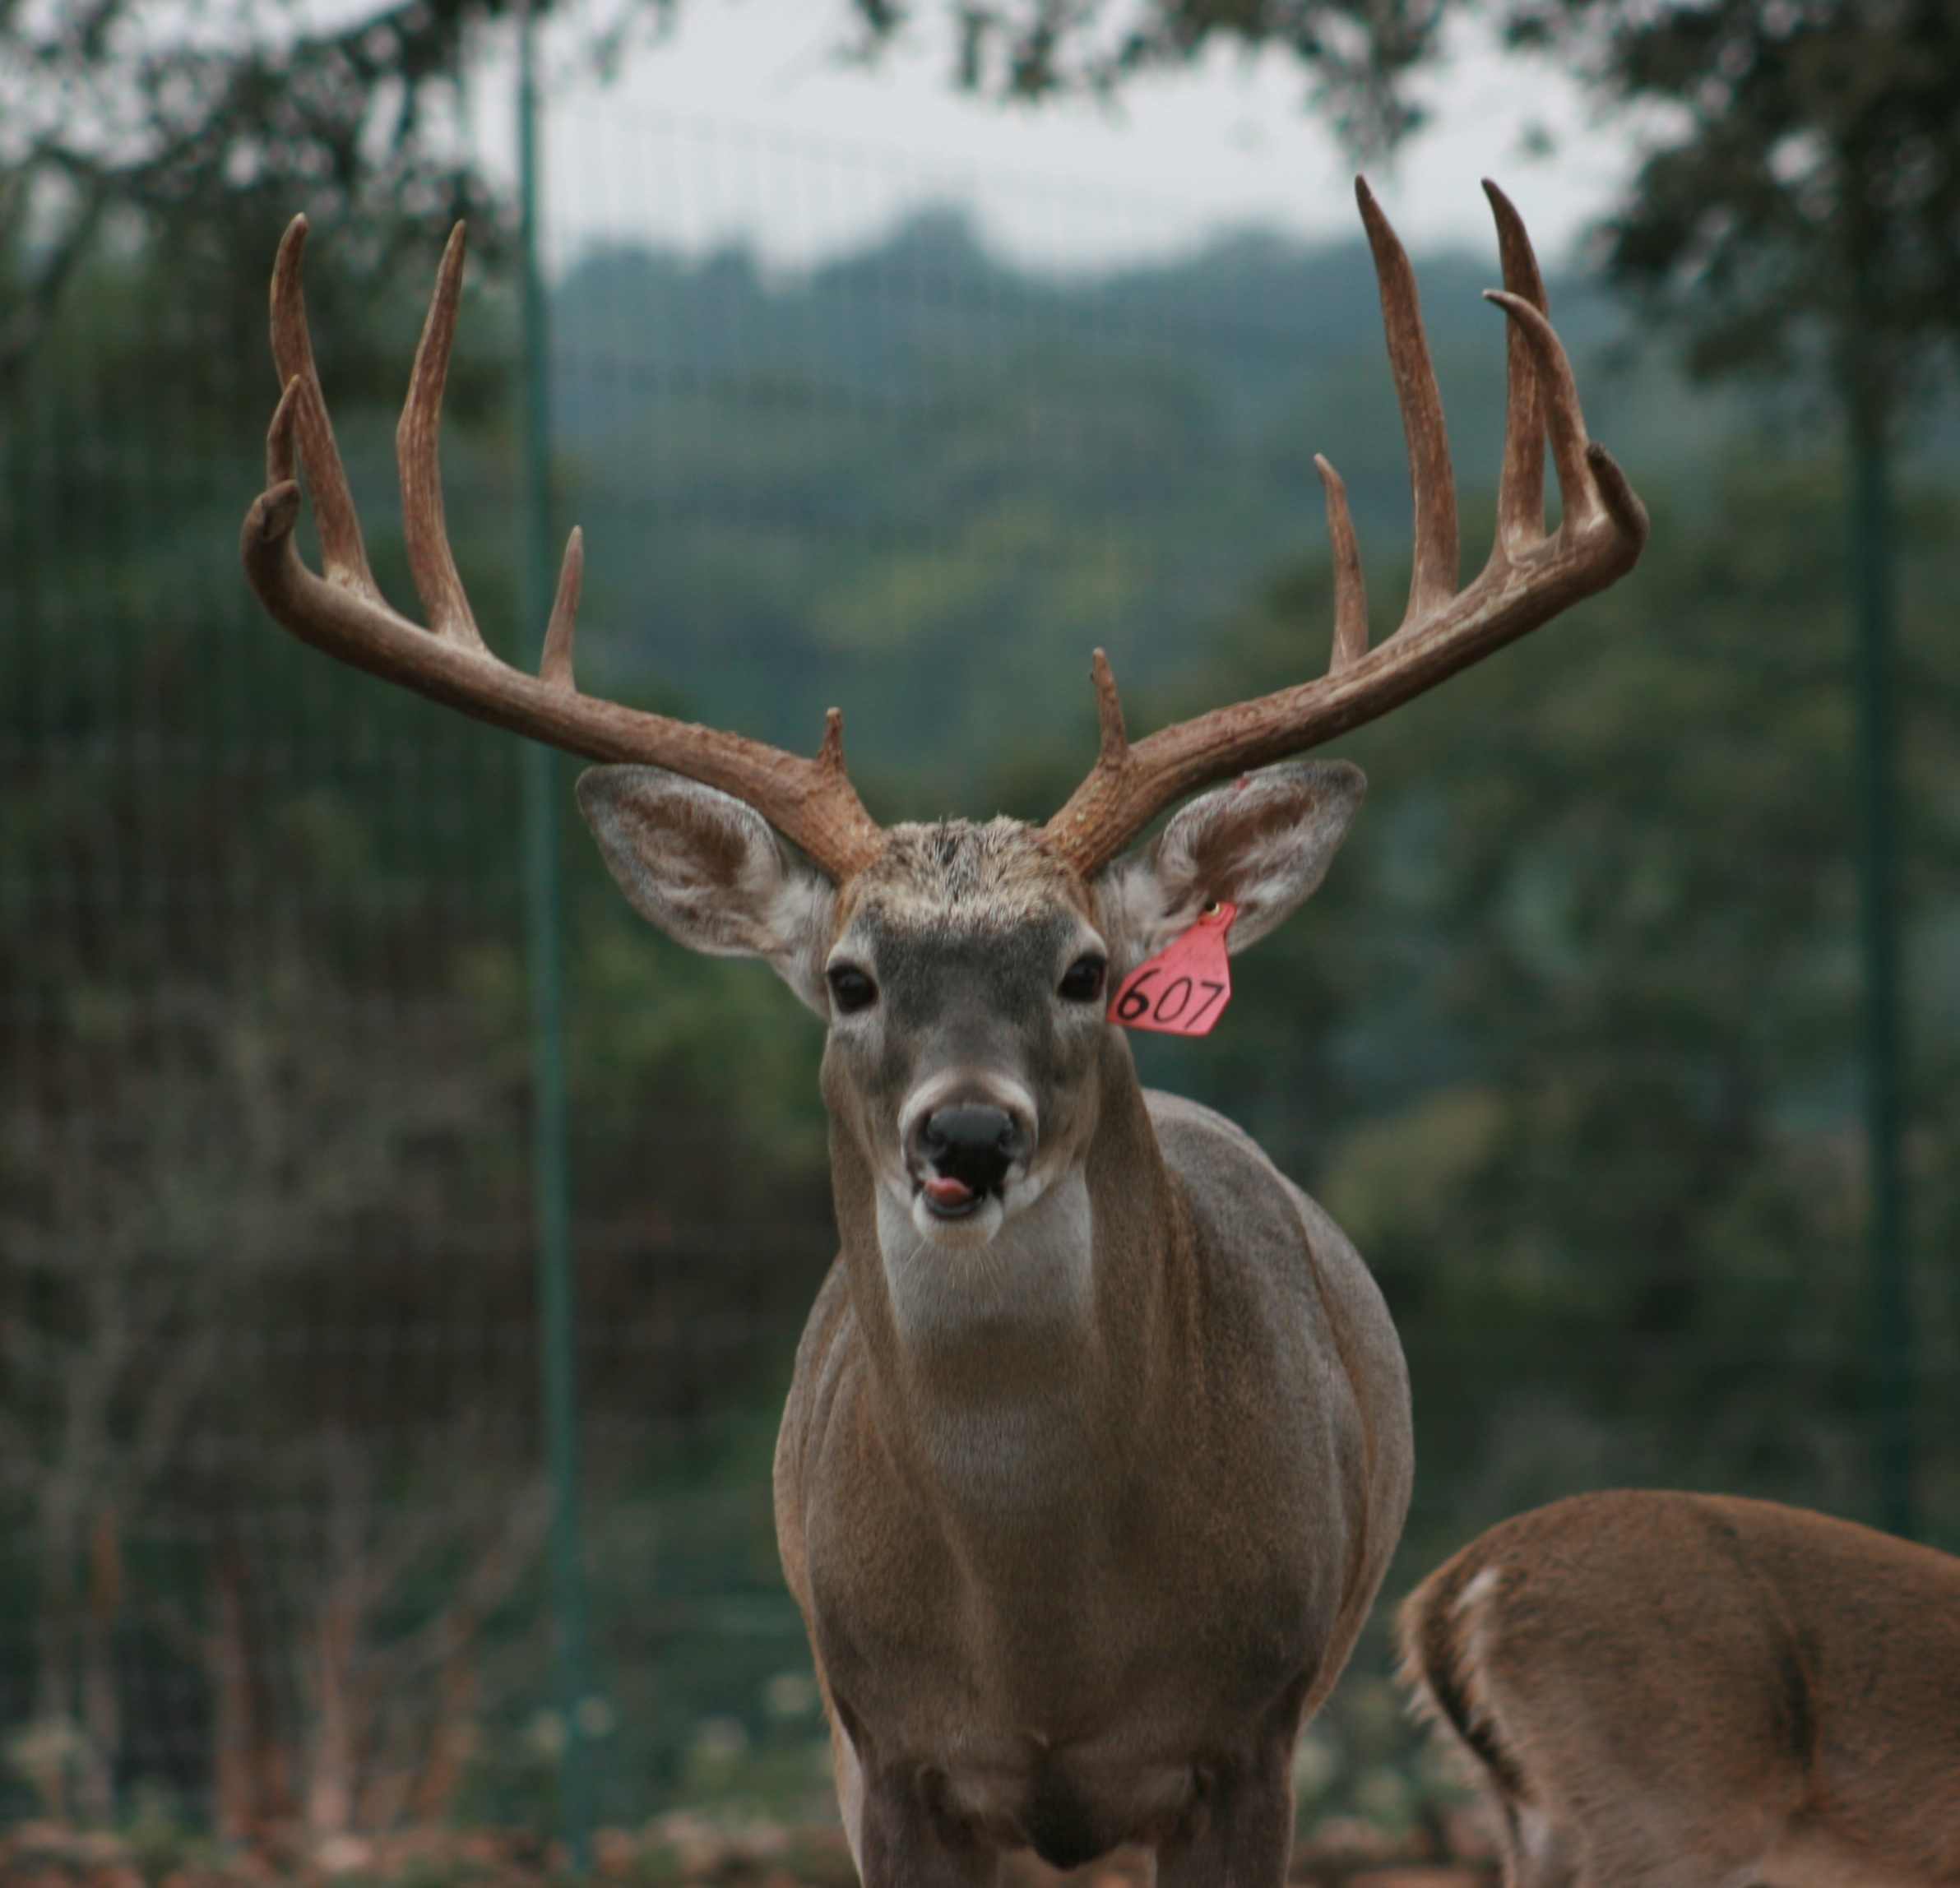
[836,819,1096,944]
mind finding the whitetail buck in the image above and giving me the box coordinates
[241,180,1647,1885]
[1399,1489,1960,1888]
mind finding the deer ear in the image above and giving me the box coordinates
[1092,761,1364,969]
[577,766,836,1016]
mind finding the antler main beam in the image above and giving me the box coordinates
[243,184,1644,894]
[239,216,885,882]
[1041,178,1649,878]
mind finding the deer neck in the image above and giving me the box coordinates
[826,1034,1186,1520]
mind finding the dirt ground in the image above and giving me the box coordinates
[0,1809,1499,1887]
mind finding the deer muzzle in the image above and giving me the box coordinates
[917,1104,1028,1213]
[900,1079,1037,1234]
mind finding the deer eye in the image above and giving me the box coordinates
[1059,956,1107,1003]
[827,965,878,1015]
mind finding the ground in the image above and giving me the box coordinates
[0,1810,1498,1887]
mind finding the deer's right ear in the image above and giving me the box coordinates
[577,766,836,1016]
[1090,760,1364,971]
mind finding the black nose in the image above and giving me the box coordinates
[921,1104,1022,1196]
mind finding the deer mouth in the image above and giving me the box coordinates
[919,1173,986,1220]
[906,1095,1029,1224]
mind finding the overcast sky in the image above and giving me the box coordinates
[470,0,1641,278]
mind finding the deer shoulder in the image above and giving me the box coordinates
[1399,1489,1960,1888]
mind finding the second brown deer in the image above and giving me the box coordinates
[240,178,1647,1885]
[1400,1489,1960,1888]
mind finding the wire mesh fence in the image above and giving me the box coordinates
[2,96,1958,1871]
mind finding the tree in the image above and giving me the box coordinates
[1501,2,1960,407]
[850,0,1447,150]
[1165,452,1960,1559]
[0,958,534,1827]
[0,0,1451,396]
[904,0,1960,1534]
[1489,0,1960,1534]
[0,0,531,394]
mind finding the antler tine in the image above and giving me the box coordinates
[1485,289,1599,536]
[1042,183,1649,880]
[1483,178,1548,557]
[271,217,381,603]
[1314,456,1369,674]
[1356,177,1457,630]
[1090,649,1128,765]
[241,221,887,883]
[398,223,486,650]
[540,526,583,692]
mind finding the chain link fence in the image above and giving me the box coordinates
[3,98,1957,1865]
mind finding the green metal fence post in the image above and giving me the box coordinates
[1848,408,1915,1541]
[517,0,596,1864]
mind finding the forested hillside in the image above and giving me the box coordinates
[2,202,1955,1838]
[548,208,1742,802]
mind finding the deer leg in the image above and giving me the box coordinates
[853,1765,1003,1888]
[1153,1759,1295,1888]
[1495,1801,1582,1888]
[1569,1821,1772,1888]
[1485,1786,1784,1888]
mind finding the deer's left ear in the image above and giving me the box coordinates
[1091,761,1364,969]
[577,765,836,1016]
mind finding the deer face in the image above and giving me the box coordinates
[817,821,1110,1251]
[577,761,1365,1254]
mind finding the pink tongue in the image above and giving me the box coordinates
[923,1176,974,1208]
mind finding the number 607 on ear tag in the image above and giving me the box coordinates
[1107,901,1236,1037]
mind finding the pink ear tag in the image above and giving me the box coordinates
[1107,901,1236,1037]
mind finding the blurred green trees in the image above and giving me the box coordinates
[3,190,1957,1837]
[0,224,835,1831]
[1169,457,1960,1566]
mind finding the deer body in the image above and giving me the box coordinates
[783,1025,1409,1878]
[240,178,1647,1888]
[1400,1490,1960,1888]
[569,791,1411,1882]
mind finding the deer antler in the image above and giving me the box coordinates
[1041,178,1650,878]
[239,216,886,882]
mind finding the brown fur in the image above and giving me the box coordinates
[581,770,1410,1888]
[785,806,1408,1888]
[1397,1490,1960,1888]
[838,820,1094,935]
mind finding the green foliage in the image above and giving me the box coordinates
[7,175,1958,1839]
[0,0,536,400]
[554,211,1738,817]
[1486,1,1960,442]
[844,0,1448,153]
[1151,450,1960,1563]
[0,209,834,1833]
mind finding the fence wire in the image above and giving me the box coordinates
[2,101,1957,1857]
